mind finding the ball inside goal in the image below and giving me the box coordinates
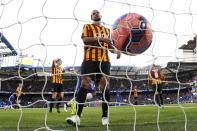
[112,13,153,55]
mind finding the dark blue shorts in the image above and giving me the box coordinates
[81,61,111,83]
[51,83,63,92]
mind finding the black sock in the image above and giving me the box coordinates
[102,89,110,117]
[134,97,138,105]
[76,87,88,117]
[155,94,160,106]
[159,94,163,105]
[50,98,55,111]
[56,97,62,110]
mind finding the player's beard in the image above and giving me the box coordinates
[95,18,101,21]
[93,18,101,24]
[94,17,101,22]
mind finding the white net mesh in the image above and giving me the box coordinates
[0,0,197,131]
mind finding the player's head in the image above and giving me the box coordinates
[56,58,62,66]
[91,9,101,22]
[53,58,62,67]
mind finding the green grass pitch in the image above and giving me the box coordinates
[1,104,197,131]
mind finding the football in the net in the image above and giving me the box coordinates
[111,13,153,55]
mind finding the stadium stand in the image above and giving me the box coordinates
[0,63,195,107]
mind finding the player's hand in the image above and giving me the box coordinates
[114,49,121,59]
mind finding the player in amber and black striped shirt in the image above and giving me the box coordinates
[133,86,139,105]
[14,83,24,108]
[16,83,23,98]
[148,64,165,108]
[66,9,121,126]
[49,58,64,113]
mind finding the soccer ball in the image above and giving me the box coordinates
[112,13,153,55]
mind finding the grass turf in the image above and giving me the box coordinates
[1,104,197,131]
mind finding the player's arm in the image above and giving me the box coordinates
[82,37,121,58]
[83,37,100,46]
[82,24,111,46]
[81,24,121,58]
[107,30,121,58]
[82,37,112,46]
[108,41,121,59]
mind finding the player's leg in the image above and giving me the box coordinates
[71,61,94,118]
[158,84,164,107]
[66,61,96,125]
[76,76,91,117]
[134,97,138,105]
[99,76,110,125]
[97,61,111,125]
[56,91,64,113]
[49,92,57,112]
[69,80,95,115]
[153,84,160,106]
[56,84,64,113]
[49,84,57,112]
[66,76,91,125]
[65,75,81,113]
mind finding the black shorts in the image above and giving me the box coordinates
[152,84,162,94]
[134,96,138,100]
[51,83,63,92]
[81,61,111,83]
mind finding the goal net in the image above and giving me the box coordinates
[0,0,197,131]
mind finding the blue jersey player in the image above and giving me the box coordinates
[68,74,96,114]
[8,94,16,109]
[76,74,96,99]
